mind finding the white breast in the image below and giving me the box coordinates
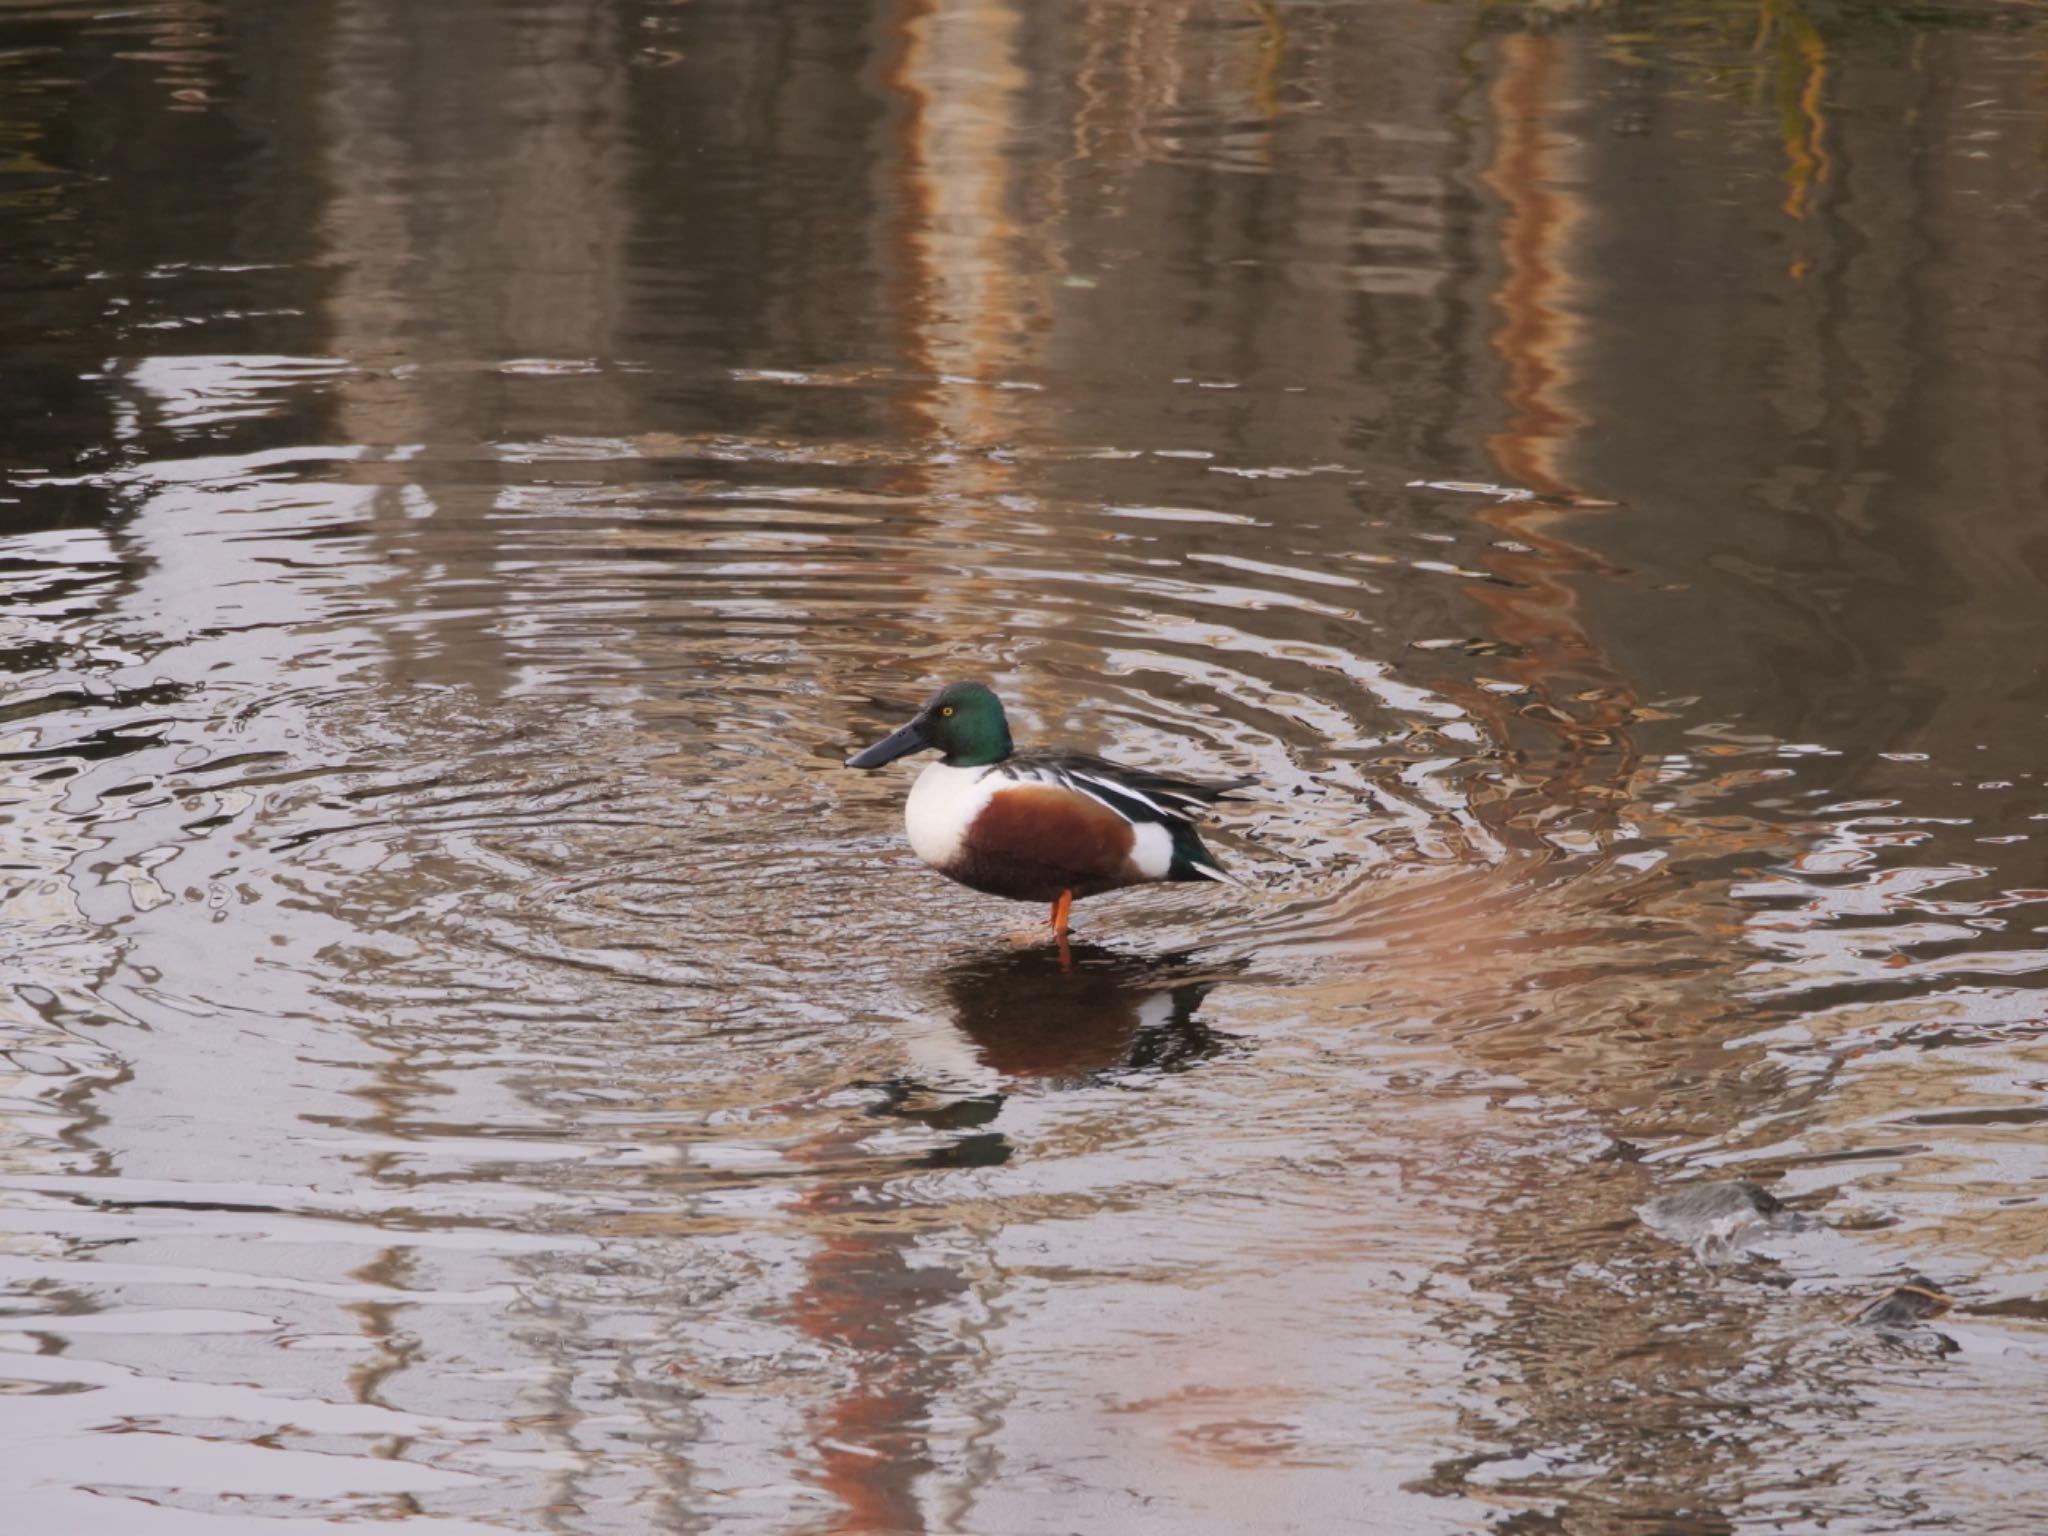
[903,761,1001,870]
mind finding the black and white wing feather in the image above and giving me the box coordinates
[1000,751,1249,882]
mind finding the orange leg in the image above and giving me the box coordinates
[1049,889,1074,940]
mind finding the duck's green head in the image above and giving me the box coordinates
[845,681,1014,770]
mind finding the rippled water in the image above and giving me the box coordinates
[3,1,2046,1531]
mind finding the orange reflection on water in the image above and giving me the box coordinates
[784,1157,952,1534]
[1482,32,1585,505]
[1473,31,1638,809]
[1758,0,1833,227]
[780,3,1044,1523]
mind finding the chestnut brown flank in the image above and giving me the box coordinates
[951,784,1141,903]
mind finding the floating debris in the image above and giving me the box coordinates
[1853,1275,1960,1356]
[1855,1275,1954,1328]
[1406,478,1537,502]
[1636,1179,1807,1265]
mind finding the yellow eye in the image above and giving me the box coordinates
[941,706,954,717]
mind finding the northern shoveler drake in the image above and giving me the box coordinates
[845,681,1245,944]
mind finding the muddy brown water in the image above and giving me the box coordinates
[2,2,2046,1532]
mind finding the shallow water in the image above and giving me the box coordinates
[2,1,2046,1531]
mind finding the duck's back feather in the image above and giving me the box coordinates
[1001,752,1248,819]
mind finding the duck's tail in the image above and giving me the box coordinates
[1168,824,1239,884]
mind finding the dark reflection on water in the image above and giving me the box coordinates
[2,0,2047,1531]
[935,943,1233,1080]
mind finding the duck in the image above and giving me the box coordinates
[845,681,1245,943]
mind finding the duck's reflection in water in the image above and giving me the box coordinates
[871,942,1239,1163]
[784,944,1239,1527]
[943,940,1229,1078]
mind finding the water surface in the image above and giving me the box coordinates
[2,1,2046,1532]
